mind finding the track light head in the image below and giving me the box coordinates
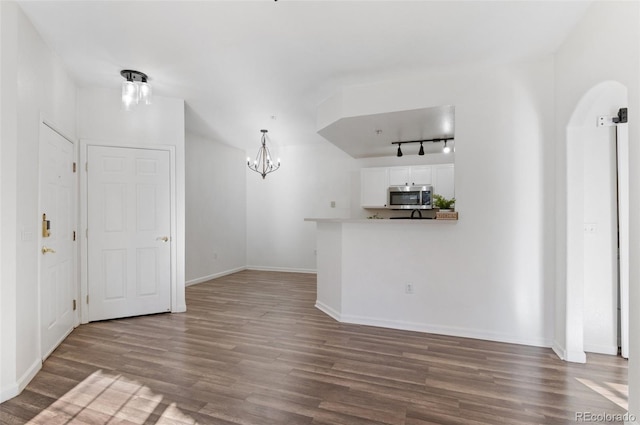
[443,140,451,154]
[397,144,403,157]
[418,142,424,156]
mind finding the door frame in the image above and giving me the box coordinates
[79,141,178,324]
[616,123,630,358]
[38,116,79,360]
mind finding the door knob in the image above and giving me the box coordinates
[156,236,169,242]
[42,246,56,254]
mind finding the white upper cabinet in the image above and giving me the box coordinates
[432,164,455,200]
[361,164,455,208]
[361,167,389,208]
[409,166,433,186]
[388,167,411,186]
[388,166,433,186]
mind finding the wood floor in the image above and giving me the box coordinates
[0,270,628,424]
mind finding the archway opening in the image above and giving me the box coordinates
[565,80,629,362]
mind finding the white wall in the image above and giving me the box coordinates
[78,87,186,313]
[0,0,17,402]
[553,0,640,417]
[246,141,356,272]
[185,133,246,284]
[0,1,78,402]
[313,58,556,346]
[0,0,4,398]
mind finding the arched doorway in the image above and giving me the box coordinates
[564,81,629,362]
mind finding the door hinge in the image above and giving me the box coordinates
[73,162,77,173]
[73,231,76,241]
[73,299,77,311]
[614,107,628,123]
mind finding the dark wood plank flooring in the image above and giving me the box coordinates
[0,270,628,424]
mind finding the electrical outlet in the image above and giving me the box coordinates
[405,283,414,294]
[583,223,597,234]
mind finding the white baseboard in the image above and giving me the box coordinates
[315,301,341,322]
[0,382,19,404]
[339,314,552,348]
[551,341,590,363]
[187,267,316,287]
[313,308,552,348]
[564,349,587,363]
[186,266,247,287]
[246,265,317,274]
[1,358,42,403]
[552,341,566,360]
[19,358,42,392]
[584,343,618,356]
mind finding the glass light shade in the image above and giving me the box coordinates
[138,81,152,105]
[122,80,138,110]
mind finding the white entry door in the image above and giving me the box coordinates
[39,123,76,359]
[87,146,171,321]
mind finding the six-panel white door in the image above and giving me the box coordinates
[39,123,76,359]
[87,146,171,321]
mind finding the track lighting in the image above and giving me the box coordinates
[391,137,453,156]
[391,137,453,157]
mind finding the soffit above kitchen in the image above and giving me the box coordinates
[318,106,454,159]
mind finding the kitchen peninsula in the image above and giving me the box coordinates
[305,217,551,348]
[304,218,467,336]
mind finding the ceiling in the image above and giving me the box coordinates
[17,1,591,156]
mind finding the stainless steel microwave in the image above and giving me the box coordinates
[387,185,433,209]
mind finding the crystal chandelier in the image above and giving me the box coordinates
[247,129,280,179]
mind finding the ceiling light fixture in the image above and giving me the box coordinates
[443,140,451,154]
[120,70,152,110]
[247,129,281,179]
[418,142,424,156]
[397,143,403,157]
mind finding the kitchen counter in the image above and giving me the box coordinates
[304,217,457,223]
